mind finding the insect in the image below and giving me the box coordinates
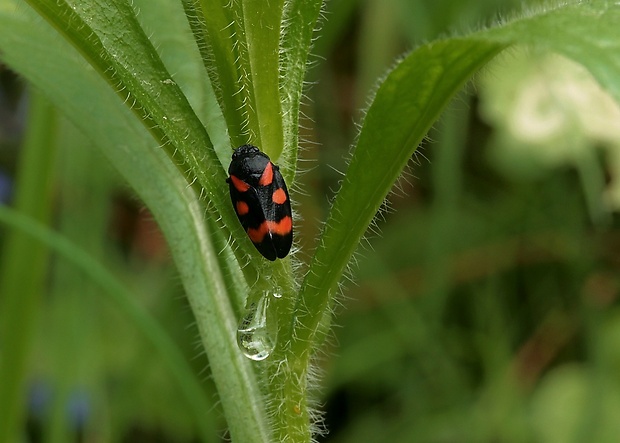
[226,144,293,261]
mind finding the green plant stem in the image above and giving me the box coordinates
[268,358,311,443]
[0,92,57,443]
[241,0,284,158]
[279,0,324,181]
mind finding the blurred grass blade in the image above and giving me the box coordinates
[0,205,219,442]
[0,4,269,442]
[0,92,57,443]
[293,0,620,353]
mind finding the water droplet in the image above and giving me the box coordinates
[237,295,276,361]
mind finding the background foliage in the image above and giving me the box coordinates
[1,0,620,442]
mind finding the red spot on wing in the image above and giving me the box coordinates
[247,216,292,244]
[230,175,250,192]
[272,188,288,204]
[267,216,292,236]
[247,222,269,243]
[258,162,274,186]
[236,201,250,216]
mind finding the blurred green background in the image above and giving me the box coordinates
[3,0,620,442]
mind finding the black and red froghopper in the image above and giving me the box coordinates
[226,145,293,261]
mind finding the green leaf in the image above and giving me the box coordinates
[185,0,246,148]
[187,0,287,161]
[240,0,285,159]
[279,0,324,180]
[293,0,620,360]
[0,4,268,442]
[22,0,268,267]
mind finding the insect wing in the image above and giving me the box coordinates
[228,175,279,261]
[268,166,293,259]
[227,145,293,261]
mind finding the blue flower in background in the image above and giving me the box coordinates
[0,170,12,204]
